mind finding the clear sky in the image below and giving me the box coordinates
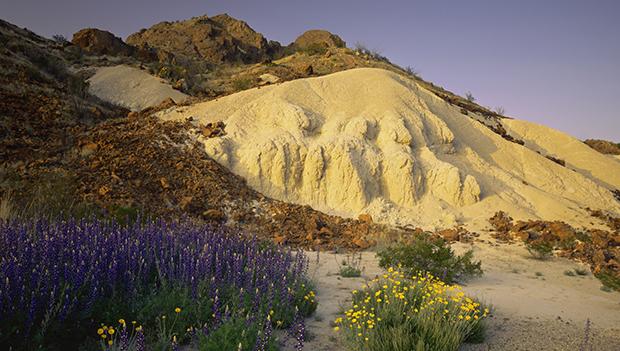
[1,0,618,141]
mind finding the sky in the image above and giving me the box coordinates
[1,0,618,141]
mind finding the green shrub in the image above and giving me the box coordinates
[338,253,363,278]
[595,268,620,292]
[300,43,328,56]
[376,233,483,283]
[340,265,362,278]
[196,319,277,351]
[335,269,488,351]
[526,241,553,260]
[232,77,253,91]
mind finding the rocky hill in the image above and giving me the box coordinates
[2,13,619,244]
[126,14,281,64]
[293,29,346,50]
[584,139,620,155]
[0,17,401,250]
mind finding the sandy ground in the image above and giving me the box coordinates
[281,233,620,350]
[88,65,188,111]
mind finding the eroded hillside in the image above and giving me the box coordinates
[158,68,620,229]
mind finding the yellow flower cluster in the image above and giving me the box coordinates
[302,290,316,304]
[96,319,142,346]
[97,324,116,346]
[334,268,488,342]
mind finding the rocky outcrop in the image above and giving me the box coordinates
[293,30,346,50]
[126,14,281,64]
[69,115,407,250]
[488,212,620,282]
[584,139,620,155]
[72,28,135,56]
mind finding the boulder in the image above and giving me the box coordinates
[358,213,373,223]
[258,73,280,85]
[293,30,346,50]
[126,13,281,64]
[201,121,226,138]
[72,28,135,56]
[202,208,226,222]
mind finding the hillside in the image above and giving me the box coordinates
[158,68,620,229]
[2,11,620,351]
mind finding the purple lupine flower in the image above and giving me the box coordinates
[0,217,312,349]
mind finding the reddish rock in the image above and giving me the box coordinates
[489,211,513,232]
[126,14,280,64]
[293,30,346,50]
[201,121,226,138]
[274,235,286,245]
[202,209,226,222]
[319,226,334,237]
[437,228,461,242]
[72,28,135,56]
[358,213,373,223]
[352,237,371,249]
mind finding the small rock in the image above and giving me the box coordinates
[358,213,373,223]
[202,209,226,222]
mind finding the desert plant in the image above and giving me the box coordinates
[595,268,620,292]
[404,66,420,78]
[526,241,554,260]
[232,77,253,91]
[376,233,483,283]
[337,253,363,278]
[494,106,505,115]
[0,218,316,350]
[52,34,68,45]
[300,43,328,56]
[334,269,488,351]
[353,42,389,62]
[465,91,476,102]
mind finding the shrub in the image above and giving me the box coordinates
[299,43,328,56]
[334,269,488,351]
[465,92,475,102]
[376,233,483,283]
[526,241,554,260]
[338,253,363,278]
[0,218,316,350]
[353,42,390,62]
[404,66,420,78]
[52,34,68,45]
[595,268,620,292]
[232,77,253,91]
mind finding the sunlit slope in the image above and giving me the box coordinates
[158,68,620,228]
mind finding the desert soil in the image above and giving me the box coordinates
[88,65,188,111]
[282,230,620,350]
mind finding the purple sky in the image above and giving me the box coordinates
[2,0,618,141]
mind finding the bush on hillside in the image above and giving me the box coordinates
[376,233,483,283]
